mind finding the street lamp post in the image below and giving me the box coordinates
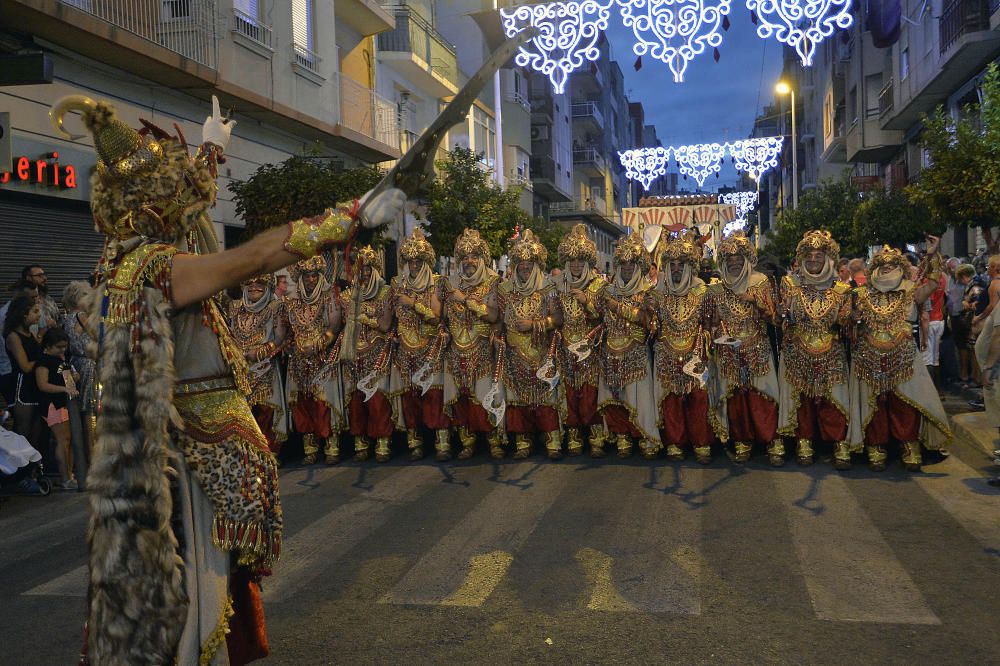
[775,81,798,210]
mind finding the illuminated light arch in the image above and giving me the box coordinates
[618,146,672,190]
[673,142,726,187]
[726,136,784,181]
[745,0,853,67]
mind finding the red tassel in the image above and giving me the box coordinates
[723,15,730,30]
[714,47,721,62]
[634,55,642,71]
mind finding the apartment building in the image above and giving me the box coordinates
[765,0,1000,255]
[527,68,573,220]
[0,0,400,294]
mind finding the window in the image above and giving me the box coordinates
[473,107,496,169]
[162,0,191,19]
[900,48,909,81]
[292,0,316,68]
[849,86,858,124]
[235,0,258,16]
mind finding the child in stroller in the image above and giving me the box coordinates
[0,411,51,496]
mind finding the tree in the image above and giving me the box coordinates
[853,188,943,248]
[764,174,862,264]
[228,151,383,241]
[425,147,532,259]
[906,63,1000,251]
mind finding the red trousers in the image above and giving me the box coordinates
[226,568,269,665]
[506,405,559,433]
[660,389,713,448]
[565,384,600,428]
[348,390,394,439]
[865,391,921,445]
[602,404,642,438]
[795,395,848,442]
[400,387,449,430]
[291,393,331,439]
[451,394,494,433]
[251,404,280,454]
[726,389,778,443]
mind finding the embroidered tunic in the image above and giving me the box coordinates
[650,282,709,396]
[340,284,393,385]
[780,276,851,399]
[708,279,776,388]
[557,275,606,389]
[853,283,918,396]
[391,275,444,390]
[284,290,338,397]
[445,274,499,394]
[498,281,559,407]
[601,282,653,393]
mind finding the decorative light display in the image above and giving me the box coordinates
[617,0,732,83]
[501,0,851,92]
[673,142,726,187]
[618,147,672,190]
[745,0,853,67]
[718,190,758,221]
[726,136,784,181]
[501,0,613,95]
[723,219,747,236]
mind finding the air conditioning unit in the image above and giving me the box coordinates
[531,125,550,141]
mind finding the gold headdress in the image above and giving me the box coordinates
[613,231,651,271]
[558,224,598,266]
[454,228,491,261]
[717,232,757,265]
[509,229,548,265]
[355,245,379,266]
[49,95,215,243]
[795,230,840,262]
[288,254,326,283]
[242,273,275,289]
[400,227,436,265]
[658,229,701,267]
[867,245,910,274]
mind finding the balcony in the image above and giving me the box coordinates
[550,196,623,236]
[504,91,531,112]
[885,0,1000,129]
[335,72,401,153]
[508,168,532,191]
[335,0,394,36]
[879,78,894,117]
[55,0,218,68]
[573,148,606,176]
[821,111,847,163]
[231,8,272,57]
[529,155,572,202]
[377,6,459,96]
[571,101,605,134]
[571,66,604,95]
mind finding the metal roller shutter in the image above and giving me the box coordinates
[0,192,103,301]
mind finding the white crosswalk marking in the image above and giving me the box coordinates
[382,462,570,607]
[265,466,440,603]
[773,471,940,625]
[23,563,87,597]
[0,508,87,565]
[575,465,704,614]
[911,453,1000,553]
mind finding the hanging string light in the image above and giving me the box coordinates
[673,142,726,187]
[745,0,853,66]
[617,0,732,83]
[718,190,759,227]
[726,136,784,181]
[618,147,672,190]
[501,0,613,95]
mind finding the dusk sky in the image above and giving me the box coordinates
[601,3,786,190]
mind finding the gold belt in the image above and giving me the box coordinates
[175,375,237,396]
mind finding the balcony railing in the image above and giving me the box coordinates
[879,78,894,116]
[504,91,531,111]
[573,148,605,168]
[508,169,532,189]
[571,101,605,127]
[231,8,272,50]
[940,0,990,54]
[550,196,610,217]
[378,7,458,88]
[59,0,218,67]
[336,72,400,150]
[292,42,320,73]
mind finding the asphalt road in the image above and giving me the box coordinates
[2,434,1000,665]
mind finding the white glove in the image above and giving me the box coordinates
[358,187,407,229]
[202,95,236,151]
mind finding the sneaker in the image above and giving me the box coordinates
[969,399,985,410]
[16,478,42,494]
[60,479,79,491]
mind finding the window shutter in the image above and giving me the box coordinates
[292,0,313,49]
[234,0,258,17]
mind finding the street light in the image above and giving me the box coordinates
[775,80,798,210]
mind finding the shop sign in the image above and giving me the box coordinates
[0,152,77,189]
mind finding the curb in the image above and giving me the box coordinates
[950,411,996,459]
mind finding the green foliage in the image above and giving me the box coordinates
[906,63,1000,250]
[228,150,383,242]
[765,174,863,264]
[853,188,943,247]
[425,147,533,259]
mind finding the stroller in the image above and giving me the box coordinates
[0,417,52,497]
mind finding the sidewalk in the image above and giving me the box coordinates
[950,410,996,458]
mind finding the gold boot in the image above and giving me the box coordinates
[513,434,531,459]
[901,441,922,472]
[302,433,319,465]
[767,439,785,467]
[640,439,661,459]
[435,429,452,462]
[868,444,887,471]
[457,427,476,460]
[566,428,583,456]
[407,429,423,461]
[489,431,506,460]
[375,437,391,463]
[733,441,752,464]
[324,438,340,466]
[353,436,371,462]
[833,441,852,471]
[546,431,563,460]
[694,445,712,465]
[796,438,813,466]
[616,434,633,459]
[665,444,685,462]
[589,425,608,458]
